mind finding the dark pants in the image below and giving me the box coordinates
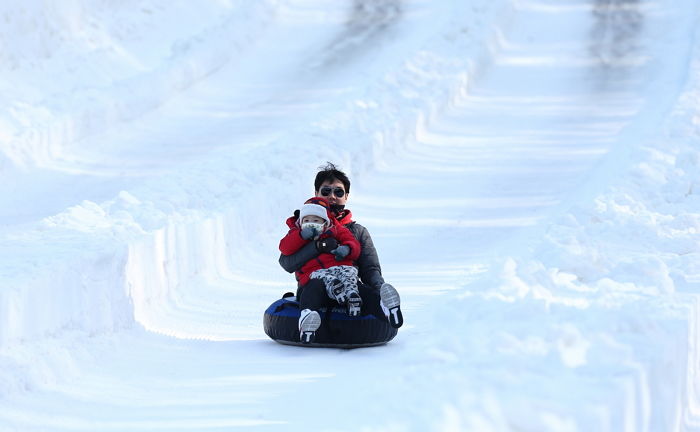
[297,279,386,321]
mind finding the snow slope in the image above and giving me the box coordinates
[1,0,700,430]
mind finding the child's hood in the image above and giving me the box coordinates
[288,197,335,229]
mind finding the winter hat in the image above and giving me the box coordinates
[298,197,332,225]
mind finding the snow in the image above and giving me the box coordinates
[1,0,700,430]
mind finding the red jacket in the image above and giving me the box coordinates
[334,209,353,226]
[279,214,361,286]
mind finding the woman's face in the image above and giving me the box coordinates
[316,179,348,207]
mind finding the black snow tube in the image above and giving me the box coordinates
[263,293,398,348]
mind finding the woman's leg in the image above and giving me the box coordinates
[296,278,332,311]
[296,279,329,343]
[357,282,385,320]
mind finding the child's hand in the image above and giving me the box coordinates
[331,245,350,260]
[300,226,318,240]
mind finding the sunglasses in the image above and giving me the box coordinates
[319,186,346,198]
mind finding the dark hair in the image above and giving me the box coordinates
[314,162,350,193]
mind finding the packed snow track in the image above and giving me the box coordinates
[1,0,700,430]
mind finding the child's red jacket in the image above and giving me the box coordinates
[279,215,361,286]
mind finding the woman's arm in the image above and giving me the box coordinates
[349,223,385,290]
[278,240,319,273]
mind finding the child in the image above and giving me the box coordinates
[279,197,362,343]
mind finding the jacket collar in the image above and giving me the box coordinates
[334,209,353,225]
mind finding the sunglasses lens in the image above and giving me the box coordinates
[320,187,345,197]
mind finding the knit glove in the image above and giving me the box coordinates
[300,226,318,240]
[315,237,338,253]
[331,245,350,260]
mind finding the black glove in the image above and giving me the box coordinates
[331,245,350,260]
[316,237,338,253]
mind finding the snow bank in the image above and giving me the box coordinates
[0,0,516,405]
[0,0,282,170]
[0,0,512,351]
[3,0,699,429]
[124,0,518,337]
[433,16,700,430]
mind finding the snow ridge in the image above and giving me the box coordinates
[1,0,700,430]
[0,0,283,170]
[438,6,700,429]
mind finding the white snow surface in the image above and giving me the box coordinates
[1,0,700,430]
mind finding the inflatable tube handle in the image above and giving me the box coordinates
[274,298,299,313]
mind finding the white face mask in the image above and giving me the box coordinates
[301,222,325,234]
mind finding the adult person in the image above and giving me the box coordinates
[278,162,403,335]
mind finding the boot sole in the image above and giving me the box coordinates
[299,311,322,343]
[380,284,403,328]
[346,291,362,317]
